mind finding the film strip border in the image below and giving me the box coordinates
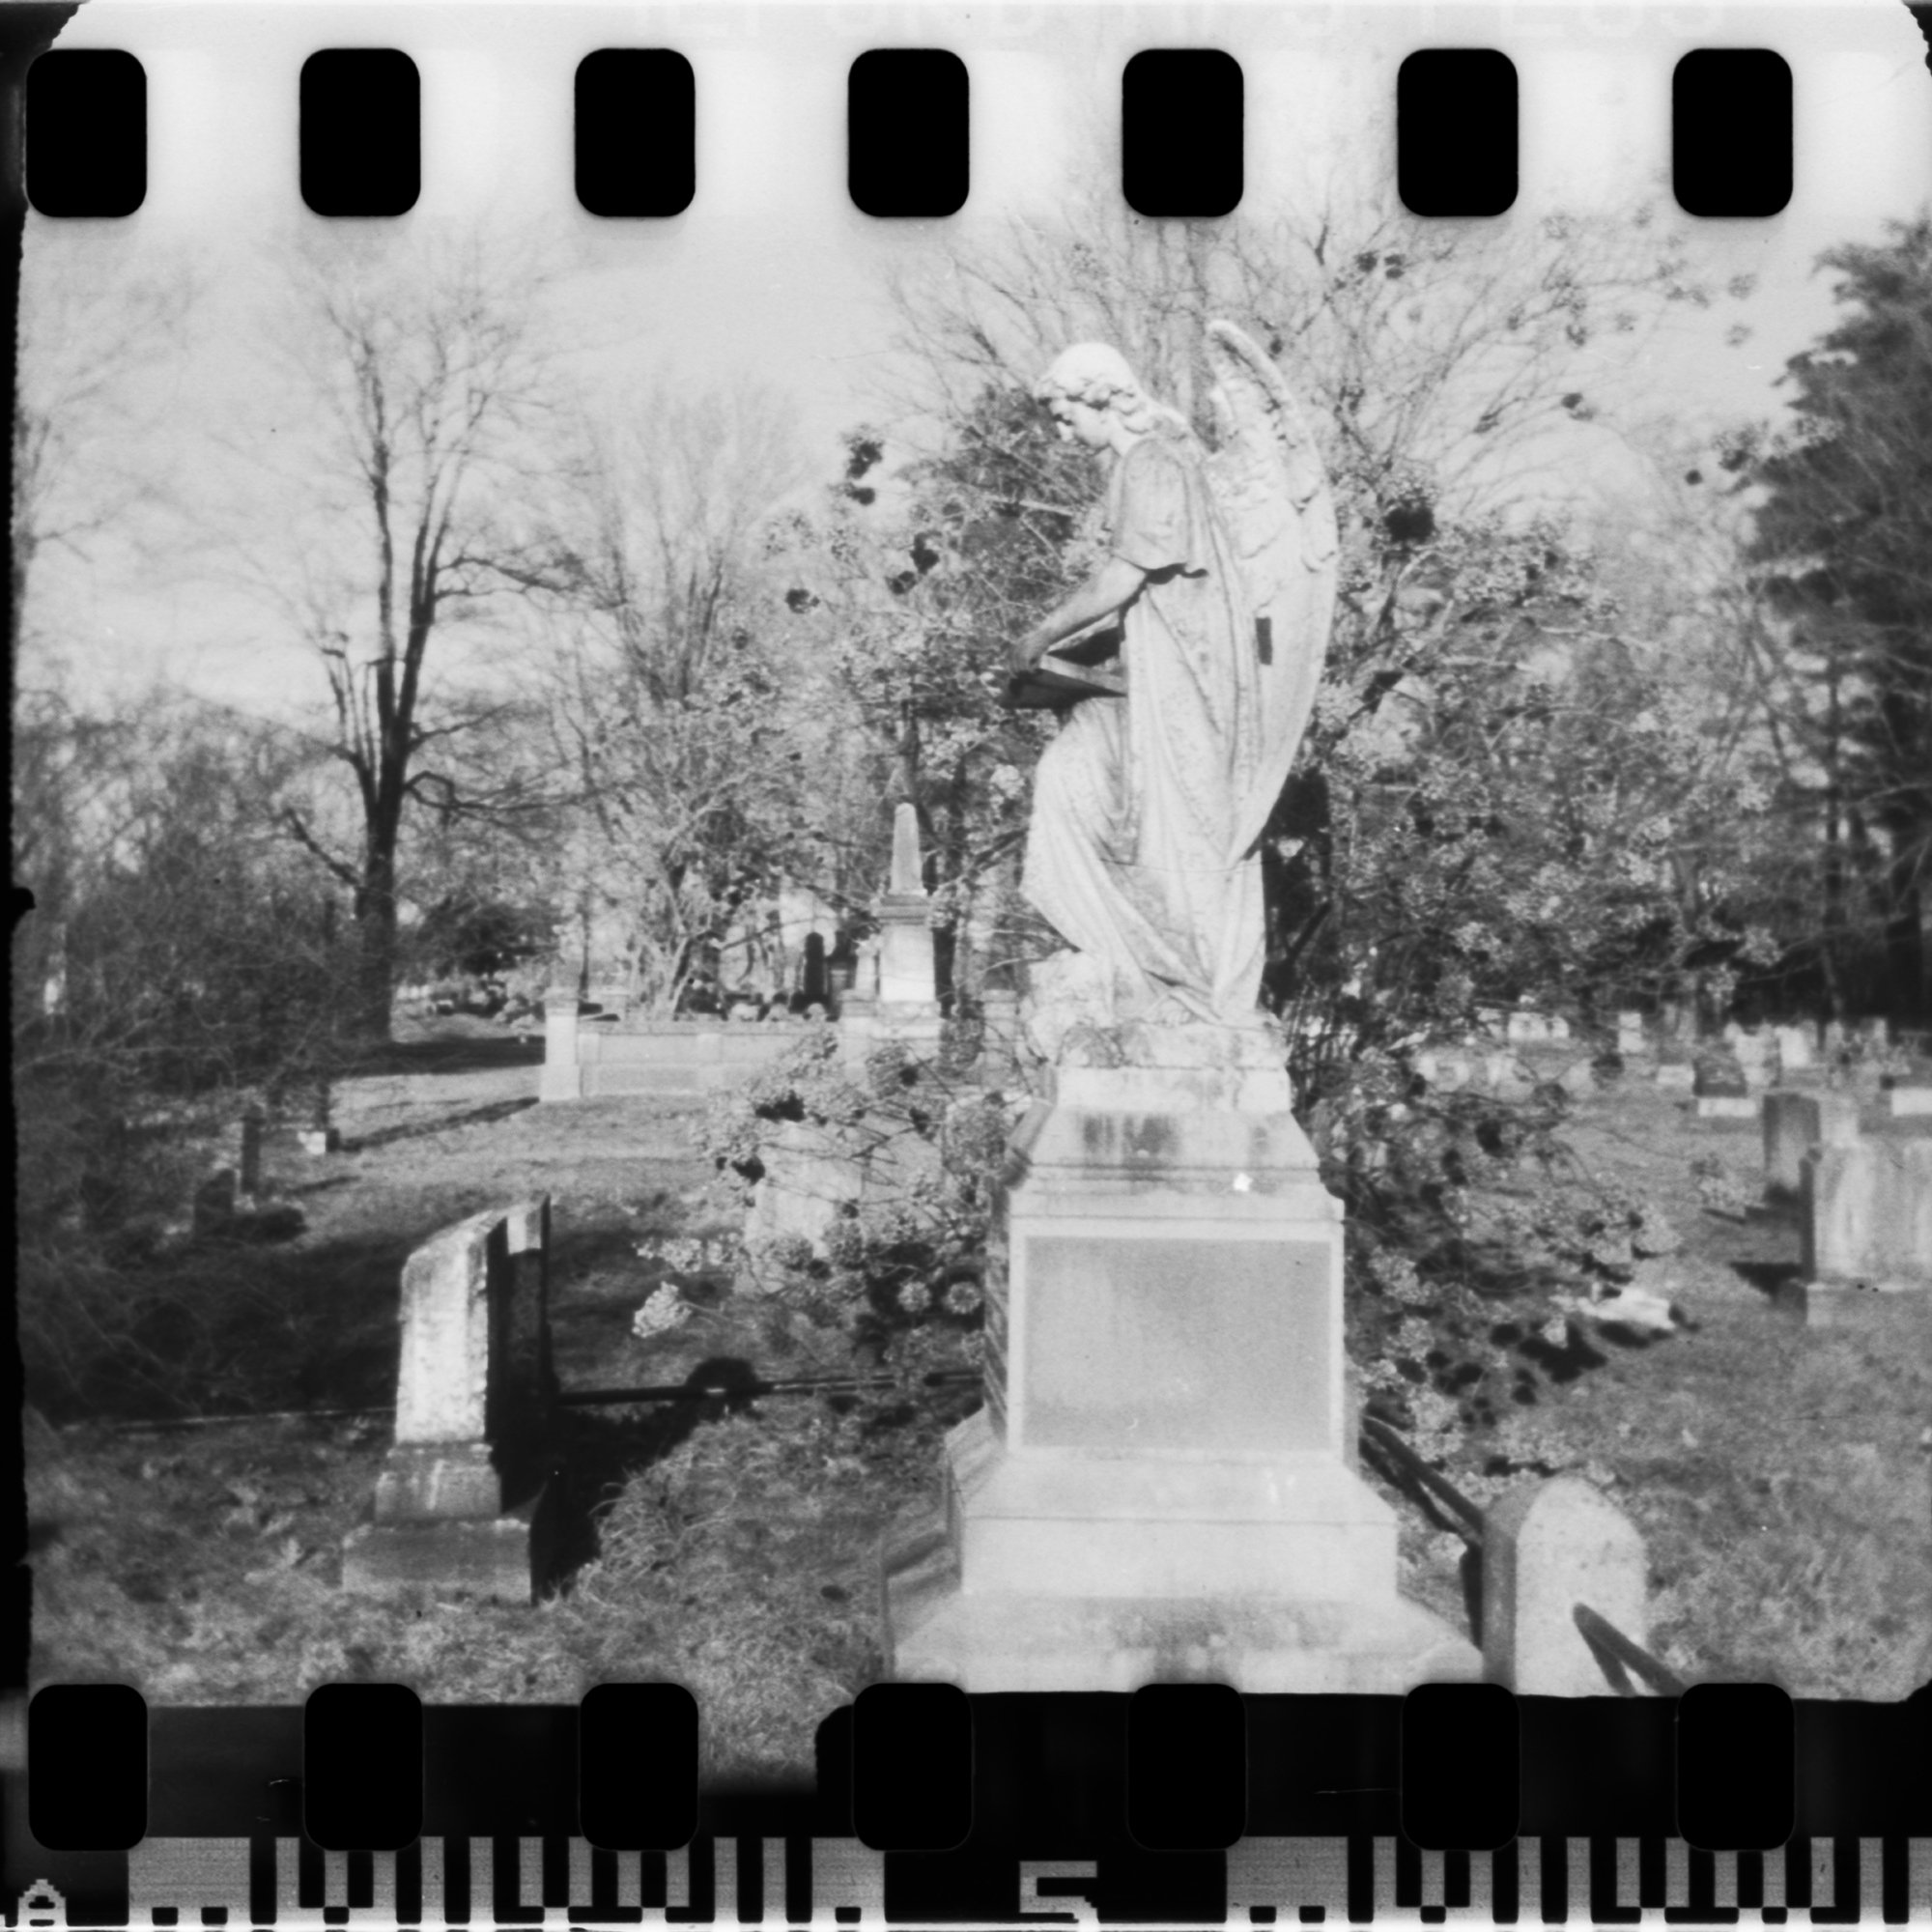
[16,39,1805,224]
[11,1690,1931,1923]
[15,1832,1932,1926]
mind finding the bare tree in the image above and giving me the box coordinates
[531,382,832,1012]
[241,228,559,1039]
[12,236,197,679]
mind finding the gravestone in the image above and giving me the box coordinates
[539,981,583,1101]
[341,1198,555,1599]
[1775,1024,1816,1080]
[1733,1029,1773,1092]
[1884,1082,1932,1120]
[845,803,944,1061]
[1615,1011,1647,1059]
[744,1119,867,1265]
[1763,1090,1861,1196]
[1655,1062,1696,1093]
[884,328,1475,1693]
[885,1017,1479,1691]
[1799,1139,1932,1300]
[1693,1055,1757,1120]
[1484,1477,1649,1696]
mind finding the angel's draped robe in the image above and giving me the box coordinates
[1022,422,1268,1024]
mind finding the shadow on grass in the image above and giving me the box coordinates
[340,1097,540,1153]
[23,1207,567,1425]
[342,1036,545,1078]
[1731,1259,1804,1300]
[537,1360,767,1595]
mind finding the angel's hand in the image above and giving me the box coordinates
[1009,630,1049,679]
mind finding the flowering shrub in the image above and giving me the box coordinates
[699,1029,1012,1382]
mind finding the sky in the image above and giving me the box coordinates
[20,0,1932,722]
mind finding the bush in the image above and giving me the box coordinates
[698,1028,1010,1386]
[1333,1052,1683,1468]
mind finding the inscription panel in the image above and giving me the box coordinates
[1019,1235,1330,1451]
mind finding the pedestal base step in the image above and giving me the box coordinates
[883,1523,1481,1693]
[340,1515,534,1601]
[1773,1279,1929,1328]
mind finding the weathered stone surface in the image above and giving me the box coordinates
[1773,1279,1932,1329]
[1775,1024,1816,1074]
[1483,1477,1648,1696]
[746,1118,867,1262]
[1763,1090,1861,1195]
[884,1517,1480,1692]
[539,985,582,1102]
[373,1441,501,1522]
[886,1018,1478,1692]
[297,1127,342,1155]
[1885,1085,1932,1120]
[1655,1063,1696,1093]
[1802,1139,1932,1286]
[889,800,923,896]
[340,1517,533,1602]
[395,1212,499,1446]
[1615,1011,1647,1058]
[347,1199,555,1600]
[1694,1057,1748,1098]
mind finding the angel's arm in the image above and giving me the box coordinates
[1011,556,1147,672]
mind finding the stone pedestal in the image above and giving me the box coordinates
[883,1021,1480,1691]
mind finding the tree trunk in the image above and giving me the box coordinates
[354,847,400,1042]
[1882,846,1928,1024]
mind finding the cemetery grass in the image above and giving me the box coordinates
[1377,1084,1932,1702]
[24,1047,1932,1782]
[22,1029,968,1780]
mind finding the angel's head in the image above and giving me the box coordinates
[1033,343,1165,451]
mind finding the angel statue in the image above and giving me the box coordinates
[1008,324,1338,1035]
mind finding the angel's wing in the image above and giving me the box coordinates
[1203,319,1340,865]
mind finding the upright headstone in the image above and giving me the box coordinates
[539,980,583,1102]
[342,1199,555,1598]
[1801,1140,1932,1290]
[1733,1030,1772,1092]
[1615,1011,1647,1060]
[1886,1084,1932,1120]
[1483,1477,1649,1696]
[1763,1090,1861,1196]
[1774,1024,1815,1080]
[1693,1055,1757,1119]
